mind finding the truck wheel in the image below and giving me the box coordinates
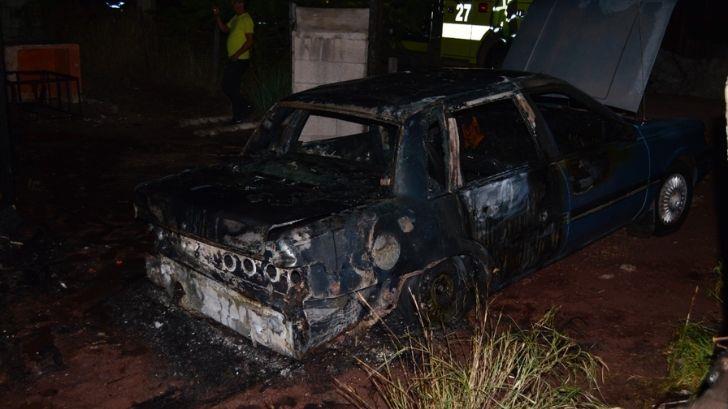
[397,258,474,325]
[654,165,693,235]
[476,35,508,68]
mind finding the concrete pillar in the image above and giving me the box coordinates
[292,7,369,141]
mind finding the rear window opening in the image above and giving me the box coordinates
[297,113,399,168]
[243,107,401,194]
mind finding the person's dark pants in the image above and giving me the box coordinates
[221,59,250,122]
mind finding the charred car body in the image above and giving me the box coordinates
[135,70,710,358]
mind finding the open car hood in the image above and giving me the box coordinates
[503,0,677,113]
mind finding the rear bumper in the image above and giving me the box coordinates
[146,254,365,358]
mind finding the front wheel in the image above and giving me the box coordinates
[654,167,693,235]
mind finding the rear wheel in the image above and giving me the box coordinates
[654,165,693,235]
[396,258,475,325]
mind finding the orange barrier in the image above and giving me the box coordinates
[4,44,82,103]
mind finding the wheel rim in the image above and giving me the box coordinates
[658,174,688,225]
[427,273,455,318]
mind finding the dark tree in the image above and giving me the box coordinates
[0,18,15,208]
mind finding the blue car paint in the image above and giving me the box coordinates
[559,117,709,256]
[639,118,709,205]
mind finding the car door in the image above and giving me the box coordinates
[528,91,649,253]
[450,96,562,287]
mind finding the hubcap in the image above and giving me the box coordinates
[658,174,688,225]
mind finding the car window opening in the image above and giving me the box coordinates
[454,98,537,182]
[245,108,400,195]
[532,93,634,154]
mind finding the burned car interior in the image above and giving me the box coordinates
[297,117,398,168]
[241,109,401,210]
[454,98,538,181]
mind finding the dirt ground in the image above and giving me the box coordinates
[0,89,724,409]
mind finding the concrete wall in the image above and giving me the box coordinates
[292,7,369,141]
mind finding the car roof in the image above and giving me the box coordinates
[280,69,551,122]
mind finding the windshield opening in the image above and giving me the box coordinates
[243,107,401,194]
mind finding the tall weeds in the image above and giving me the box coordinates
[339,308,607,409]
[244,59,291,115]
[665,320,715,392]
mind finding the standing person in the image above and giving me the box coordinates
[214,0,254,124]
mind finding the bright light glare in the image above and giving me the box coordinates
[106,1,125,9]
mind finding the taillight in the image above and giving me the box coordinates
[478,2,489,12]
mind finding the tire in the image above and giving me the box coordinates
[654,165,693,235]
[396,258,475,325]
[476,35,508,68]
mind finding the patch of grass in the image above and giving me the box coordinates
[244,59,292,115]
[339,308,608,409]
[665,320,715,392]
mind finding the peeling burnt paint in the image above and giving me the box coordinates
[134,69,709,358]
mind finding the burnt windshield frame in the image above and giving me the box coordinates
[243,105,297,158]
[294,110,399,167]
[244,105,403,191]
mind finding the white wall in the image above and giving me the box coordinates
[292,7,369,142]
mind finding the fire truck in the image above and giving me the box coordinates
[396,0,533,67]
[442,0,532,65]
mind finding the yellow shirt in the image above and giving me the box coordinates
[226,13,254,60]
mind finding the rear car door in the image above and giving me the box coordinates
[450,96,561,286]
[528,91,649,253]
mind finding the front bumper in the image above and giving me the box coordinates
[148,255,298,356]
[146,253,365,358]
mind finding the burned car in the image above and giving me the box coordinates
[134,70,710,358]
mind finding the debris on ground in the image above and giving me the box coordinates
[620,264,637,272]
